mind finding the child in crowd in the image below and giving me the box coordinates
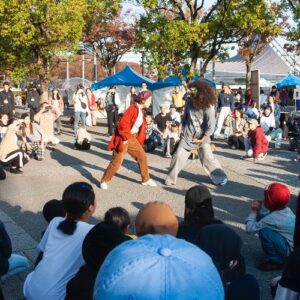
[168,104,181,123]
[154,102,172,147]
[163,121,180,158]
[260,105,283,149]
[144,112,158,152]
[288,108,300,161]
[0,220,30,281]
[244,118,268,162]
[245,183,295,271]
[104,207,131,236]
[24,182,96,300]
[74,127,91,150]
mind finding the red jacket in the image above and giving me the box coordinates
[108,104,146,152]
[248,127,268,158]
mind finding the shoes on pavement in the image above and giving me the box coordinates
[294,156,300,162]
[257,260,284,271]
[257,152,267,161]
[99,182,108,190]
[231,145,236,150]
[164,153,172,158]
[218,178,228,186]
[141,179,157,187]
[10,167,23,174]
[275,144,281,149]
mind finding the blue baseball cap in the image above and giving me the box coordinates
[94,234,224,300]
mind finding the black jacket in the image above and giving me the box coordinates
[0,90,15,114]
[217,92,235,111]
[26,90,40,109]
[0,221,12,275]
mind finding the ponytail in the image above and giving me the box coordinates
[57,217,77,235]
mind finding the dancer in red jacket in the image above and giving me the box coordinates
[100,91,157,189]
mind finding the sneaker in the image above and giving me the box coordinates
[231,145,236,150]
[275,144,281,149]
[141,179,157,187]
[257,152,267,161]
[99,182,108,190]
[257,260,284,271]
[218,178,228,186]
[164,153,172,158]
[165,180,174,186]
[294,156,300,162]
[10,168,23,174]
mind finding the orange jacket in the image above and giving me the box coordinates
[108,104,146,152]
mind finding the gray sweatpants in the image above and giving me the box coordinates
[165,142,227,185]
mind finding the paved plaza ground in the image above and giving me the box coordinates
[0,112,299,300]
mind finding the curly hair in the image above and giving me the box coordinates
[188,79,216,110]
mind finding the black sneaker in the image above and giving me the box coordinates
[10,168,23,174]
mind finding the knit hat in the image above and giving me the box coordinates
[135,90,152,103]
[264,183,290,211]
[185,184,212,209]
[93,234,224,300]
[135,201,179,237]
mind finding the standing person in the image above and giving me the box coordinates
[0,82,15,119]
[171,86,185,112]
[26,84,40,121]
[280,88,288,108]
[267,95,281,127]
[236,87,244,104]
[125,87,137,110]
[49,89,64,135]
[73,85,88,134]
[99,91,157,190]
[214,83,235,138]
[63,90,69,110]
[86,88,97,126]
[23,182,96,300]
[165,80,228,186]
[154,103,172,147]
[141,82,148,92]
[105,86,120,137]
[270,85,280,102]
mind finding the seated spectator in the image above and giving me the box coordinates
[135,201,179,237]
[0,113,9,143]
[288,108,300,161]
[0,220,30,281]
[244,119,268,162]
[74,127,91,150]
[65,221,130,300]
[34,102,60,150]
[42,199,66,224]
[23,182,96,300]
[244,100,259,119]
[168,104,181,123]
[177,184,222,243]
[163,121,180,158]
[154,102,172,147]
[144,112,158,152]
[195,224,260,300]
[21,113,45,161]
[93,234,224,300]
[104,207,131,236]
[0,121,30,174]
[245,183,295,271]
[226,108,248,150]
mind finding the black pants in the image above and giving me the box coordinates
[106,109,119,136]
[29,107,39,121]
[0,150,28,169]
[228,135,245,150]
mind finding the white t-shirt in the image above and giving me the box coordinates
[23,217,94,300]
[131,107,143,134]
[170,111,181,123]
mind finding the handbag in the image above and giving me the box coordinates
[80,100,87,109]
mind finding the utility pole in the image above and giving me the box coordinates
[94,53,97,82]
[66,58,69,81]
[82,54,85,85]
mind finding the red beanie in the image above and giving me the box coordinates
[264,183,290,211]
[135,91,152,103]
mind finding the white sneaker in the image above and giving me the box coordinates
[218,178,228,186]
[275,144,281,149]
[100,182,108,189]
[257,152,268,161]
[142,179,157,187]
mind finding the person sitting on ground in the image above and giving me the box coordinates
[135,201,179,237]
[154,102,172,147]
[163,121,180,158]
[244,118,268,162]
[104,207,131,236]
[226,107,248,150]
[34,102,60,150]
[65,221,130,300]
[245,183,295,271]
[74,127,91,150]
[245,99,259,120]
[0,113,10,143]
[177,184,222,243]
[260,105,283,149]
[195,224,260,300]
[0,121,30,174]
[42,199,66,231]
[0,220,30,281]
[23,182,96,300]
[288,108,300,161]
[144,112,158,152]
[21,113,45,161]
[168,104,181,124]
[93,234,225,300]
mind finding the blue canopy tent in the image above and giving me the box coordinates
[276,73,300,88]
[91,65,155,91]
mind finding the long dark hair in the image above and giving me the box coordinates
[57,182,95,235]
[294,192,300,249]
[52,89,61,100]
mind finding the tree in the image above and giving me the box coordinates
[237,1,282,87]
[84,12,137,76]
[0,0,118,102]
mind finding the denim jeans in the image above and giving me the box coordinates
[74,111,86,133]
[259,228,290,264]
[267,128,283,146]
[0,254,30,281]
